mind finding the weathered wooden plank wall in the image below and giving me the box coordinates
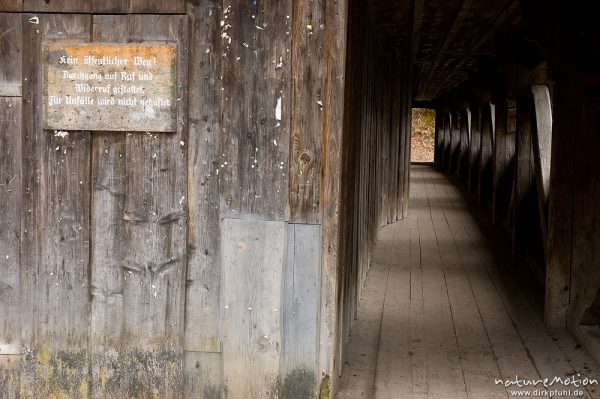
[0,0,354,397]
[0,12,22,399]
[336,0,414,391]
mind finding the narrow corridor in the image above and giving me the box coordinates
[337,165,600,399]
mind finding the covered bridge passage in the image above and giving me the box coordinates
[0,0,598,398]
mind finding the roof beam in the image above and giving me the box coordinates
[418,0,476,97]
[429,0,520,99]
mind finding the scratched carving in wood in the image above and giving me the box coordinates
[43,43,177,132]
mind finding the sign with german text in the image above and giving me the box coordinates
[43,43,177,132]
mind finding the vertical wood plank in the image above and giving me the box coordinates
[545,70,578,328]
[221,218,285,398]
[280,224,321,396]
[88,15,127,399]
[0,97,21,399]
[20,14,92,398]
[0,14,22,97]
[289,0,325,224]
[468,107,481,192]
[185,1,225,396]
[219,0,291,221]
[320,0,348,389]
[118,14,188,398]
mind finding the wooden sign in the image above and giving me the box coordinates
[43,43,177,132]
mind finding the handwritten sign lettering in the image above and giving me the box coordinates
[43,43,177,132]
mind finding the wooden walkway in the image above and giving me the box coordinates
[337,165,600,399]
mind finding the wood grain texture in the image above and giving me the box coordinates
[289,0,325,224]
[281,223,321,386]
[23,0,91,12]
[184,0,222,357]
[20,14,92,398]
[129,0,185,14]
[221,218,285,398]
[0,97,21,399]
[88,15,127,399]
[0,0,22,11]
[93,0,127,13]
[320,0,348,389]
[0,14,21,96]
[459,108,469,183]
[219,0,291,221]
[119,14,188,398]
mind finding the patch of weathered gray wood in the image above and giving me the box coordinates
[280,223,321,396]
[0,97,21,399]
[0,14,21,97]
[289,0,325,224]
[20,14,92,398]
[184,5,222,396]
[220,218,285,398]
[218,0,291,221]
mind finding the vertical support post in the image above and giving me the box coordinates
[493,98,508,224]
[469,106,481,192]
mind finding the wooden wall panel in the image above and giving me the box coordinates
[459,108,469,183]
[20,14,91,398]
[0,14,21,96]
[219,0,291,221]
[221,218,285,398]
[0,97,21,399]
[492,98,508,224]
[289,0,325,224]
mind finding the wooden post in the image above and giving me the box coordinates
[492,98,508,224]
[468,106,481,192]
[479,104,494,206]
[512,91,535,257]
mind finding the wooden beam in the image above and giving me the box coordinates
[530,85,552,257]
[431,1,520,98]
[419,0,476,97]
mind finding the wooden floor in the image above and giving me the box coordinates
[337,165,600,399]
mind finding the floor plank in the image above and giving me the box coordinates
[337,165,600,399]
